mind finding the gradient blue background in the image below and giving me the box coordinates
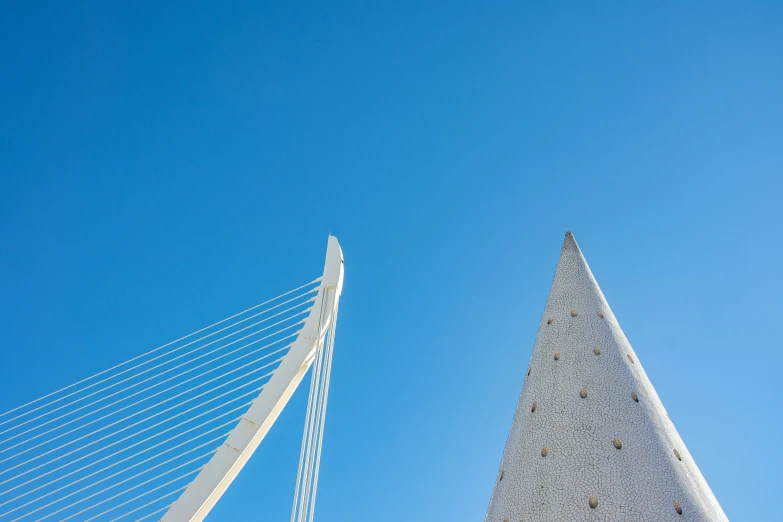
[1,1,781,520]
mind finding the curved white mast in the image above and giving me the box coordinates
[161,236,344,522]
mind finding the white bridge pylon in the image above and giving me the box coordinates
[0,236,344,522]
[163,236,344,522]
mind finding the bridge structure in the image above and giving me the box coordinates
[0,236,344,522]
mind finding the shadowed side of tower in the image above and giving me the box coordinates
[485,232,727,522]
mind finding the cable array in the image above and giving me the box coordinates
[290,305,339,522]
[0,278,320,522]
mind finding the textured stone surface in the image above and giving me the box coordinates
[485,232,727,522]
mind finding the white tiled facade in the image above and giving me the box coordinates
[485,232,727,522]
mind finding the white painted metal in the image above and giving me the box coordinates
[161,236,344,522]
[485,232,727,521]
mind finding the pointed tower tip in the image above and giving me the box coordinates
[561,230,582,255]
[485,228,729,522]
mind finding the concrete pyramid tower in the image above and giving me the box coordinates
[486,232,727,521]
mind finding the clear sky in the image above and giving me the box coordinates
[1,1,781,520]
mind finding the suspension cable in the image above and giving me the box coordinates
[289,323,322,522]
[0,277,329,522]
[0,387,259,493]
[69,463,206,522]
[307,314,338,522]
[37,452,215,522]
[23,435,226,522]
[291,304,338,522]
[0,300,312,439]
[0,419,236,517]
[1,340,292,461]
[131,504,172,522]
[0,369,272,482]
[0,278,319,424]
[109,487,185,522]
[0,406,246,507]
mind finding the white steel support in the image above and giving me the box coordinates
[161,236,344,522]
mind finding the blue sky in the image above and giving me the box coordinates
[1,1,781,520]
